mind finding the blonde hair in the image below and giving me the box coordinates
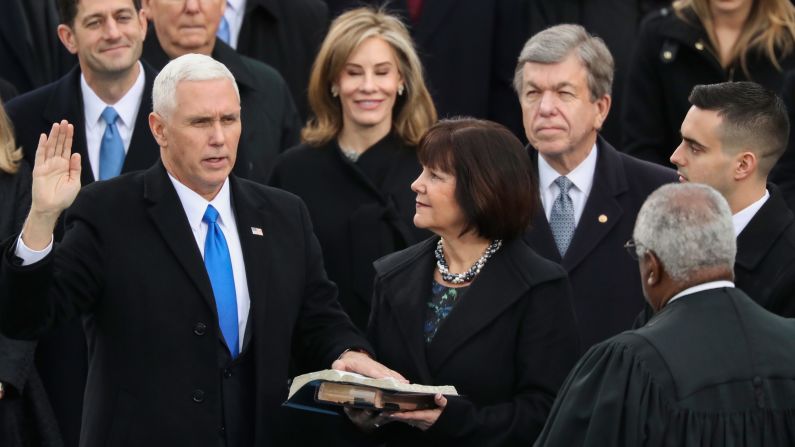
[0,101,22,175]
[674,0,795,76]
[302,7,437,147]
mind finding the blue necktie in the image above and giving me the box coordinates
[203,205,239,358]
[550,176,576,256]
[99,107,125,180]
[217,13,231,44]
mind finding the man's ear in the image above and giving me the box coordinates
[593,94,612,131]
[734,150,757,181]
[645,251,662,287]
[57,24,79,55]
[149,112,167,148]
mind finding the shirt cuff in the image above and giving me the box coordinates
[15,233,54,266]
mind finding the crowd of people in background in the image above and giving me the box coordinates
[2,0,795,446]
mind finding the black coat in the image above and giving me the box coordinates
[0,163,369,447]
[536,288,795,446]
[142,30,301,184]
[4,63,161,447]
[621,7,795,167]
[0,0,75,94]
[269,134,427,330]
[523,136,677,349]
[368,237,580,446]
[771,71,795,210]
[237,0,329,120]
[0,162,61,447]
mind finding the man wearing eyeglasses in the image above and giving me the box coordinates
[667,82,795,317]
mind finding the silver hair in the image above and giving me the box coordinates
[513,24,614,101]
[633,183,736,282]
[152,53,240,117]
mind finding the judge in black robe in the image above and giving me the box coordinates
[536,183,795,447]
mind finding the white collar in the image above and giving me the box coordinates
[80,62,145,130]
[667,280,735,305]
[167,174,234,232]
[732,189,769,237]
[226,0,243,13]
[538,142,598,196]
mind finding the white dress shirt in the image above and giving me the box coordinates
[538,143,598,226]
[667,280,736,305]
[81,62,145,181]
[732,189,769,237]
[222,0,246,49]
[15,174,251,352]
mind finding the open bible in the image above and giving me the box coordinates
[283,369,458,415]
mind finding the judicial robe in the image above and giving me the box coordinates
[535,287,795,447]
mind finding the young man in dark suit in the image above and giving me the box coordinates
[141,0,301,184]
[0,53,401,447]
[515,24,677,350]
[4,1,160,444]
[670,81,795,316]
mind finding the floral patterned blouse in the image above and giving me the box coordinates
[424,280,469,343]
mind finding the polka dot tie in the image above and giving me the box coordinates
[550,176,575,256]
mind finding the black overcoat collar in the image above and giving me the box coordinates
[736,184,795,271]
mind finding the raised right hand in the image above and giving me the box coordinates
[21,121,81,250]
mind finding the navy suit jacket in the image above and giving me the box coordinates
[523,136,677,349]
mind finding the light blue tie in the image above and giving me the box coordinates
[203,205,239,358]
[216,12,231,44]
[99,107,125,180]
[550,176,576,256]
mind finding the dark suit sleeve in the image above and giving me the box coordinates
[766,263,795,318]
[621,19,673,166]
[426,277,581,446]
[771,71,795,211]
[290,198,371,368]
[0,192,105,339]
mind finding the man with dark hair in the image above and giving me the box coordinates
[3,1,161,444]
[516,24,677,349]
[141,0,301,183]
[536,183,795,446]
[670,81,795,316]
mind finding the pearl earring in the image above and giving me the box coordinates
[398,85,405,96]
[331,86,339,98]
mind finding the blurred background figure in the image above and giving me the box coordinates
[142,0,301,183]
[0,0,75,95]
[536,183,795,447]
[219,0,330,121]
[270,7,436,332]
[622,0,795,167]
[352,118,579,446]
[0,101,62,447]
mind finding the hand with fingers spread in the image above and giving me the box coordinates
[22,120,81,250]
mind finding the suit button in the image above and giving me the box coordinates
[194,322,207,336]
[219,426,226,436]
[224,369,233,379]
[192,389,205,403]
[753,376,763,386]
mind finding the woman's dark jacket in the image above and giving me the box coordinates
[269,133,427,330]
[621,7,795,166]
[368,237,580,446]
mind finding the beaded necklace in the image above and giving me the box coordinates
[435,239,503,284]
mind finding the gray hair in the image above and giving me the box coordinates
[513,24,614,101]
[152,53,240,117]
[633,183,736,282]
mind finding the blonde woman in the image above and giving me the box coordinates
[269,7,437,330]
[621,0,795,166]
[0,101,62,446]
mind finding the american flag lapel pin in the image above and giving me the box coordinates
[251,227,264,236]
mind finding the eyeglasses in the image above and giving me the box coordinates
[623,239,642,261]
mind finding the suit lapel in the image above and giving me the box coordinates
[425,240,527,374]
[122,62,158,174]
[382,239,436,383]
[43,66,94,185]
[229,177,272,354]
[736,185,794,270]
[144,163,217,315]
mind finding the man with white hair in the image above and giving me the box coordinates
[534,183,795,446]
[0,54,399,447]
